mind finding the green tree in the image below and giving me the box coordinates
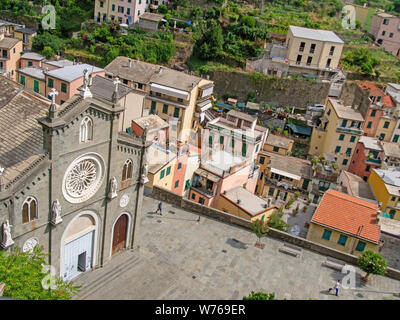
[267,207,289,232]
[243,291,275,300]
[42,46,55,59]
[357,250,388,282]
[0,246,80,300]
[251,219,269,246]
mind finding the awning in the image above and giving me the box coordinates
[150,83,189,100]
[270,168,301,181]
[215,101,232,110]
[287,123,312,136]
[197,99,212,112]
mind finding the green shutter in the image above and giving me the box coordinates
[209,135,213,146]
[47,78,53,88]
[350,136,356,143]
[150,101,156,114]
[166,166,171,175]
[20,75,25,85]
[355,241,366,252]
[337,234,348,245]
[322,229,332,240]
[160,169,165,179]
[173,107,179,117]
[259,156,265,165]
[242,143,247,156]
[33,80,39,93]
[339,134,344,141]
[163,104,168,114]
[61,82,67,93]
[220,136,224,144]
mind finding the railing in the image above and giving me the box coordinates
[336,126,362,135]
[191,186,216,198]
[365,158,382,165]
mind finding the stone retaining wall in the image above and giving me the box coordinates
[152,186,400,281]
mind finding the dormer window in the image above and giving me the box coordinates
[80,116,93,143]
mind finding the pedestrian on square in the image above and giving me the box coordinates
[155,202,163,216]
[328,280,341,296]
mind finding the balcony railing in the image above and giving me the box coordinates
[366,158,382,165]
[191,186,216,198]
[336,126,362,135]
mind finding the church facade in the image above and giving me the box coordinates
[0,75,149,281]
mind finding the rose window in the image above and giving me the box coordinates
[62,154,105,203]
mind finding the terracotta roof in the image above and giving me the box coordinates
[357,81,394,107]
[0,37,20,49]
[311,189,380,243]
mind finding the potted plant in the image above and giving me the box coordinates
[302,206,307,213]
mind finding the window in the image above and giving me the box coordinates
[256,144,259,153]
[199,198,205,205]
[127,8,130,15]
[191,192,196,200]
[47,78,54,88]
[391,196,397,202]
[355,241,366,252]
[327,109,331,116]
[341,119,348,127]
[34,80,39,93]
[178,162,182,170]
[61,82,67,93]
[299,42,305,52]
[306,56,312,66]
[310,43,316,54]
[20,75,25,85]
[296,55,302,65]
[390,32,394,38]
[173,107,179,118]
[350,136,356,143]
[150,101,156,114]
[389,209,396,219]
[394,135,399,143]
[80,116,93,143]
[28,61,33,67]
[342,159,348,166]
[220,136,224,145]
[122,159,133,182]
[346,148,352,155]
[337,234,348,246]
[383,18,389,25]
[382,30,386,36]
[100,1,104,7]
[209,135,213,147]
[22,197,37,223]
[339,134,344,141]
[371,110,376,117]
[174,180,179,188]
[326,58,331,68]
[384,121,390,129]
[177,98,183,103]
[231,138,235,149]
[160,169,165,179]
[112,4,115,10]
[367,121,372,129]
[366,165,370,172]
[335,146,341,153]
[273,146,279,152]
[2,49,7,58]
[259,156,265,165]
[268,187,275,196]
[380,133,386,140]
[162,104,168,114]
[166,166,171,176]
[185,179,190,191]
[242,143,247,156]
[329,46,335,56]
[138,83,143,90]
[60,100,65,105]
[322,229,332,241]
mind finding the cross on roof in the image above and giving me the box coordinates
[113,76,120,93]
[49,88,58,105]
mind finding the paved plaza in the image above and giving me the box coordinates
[73,196,400,300]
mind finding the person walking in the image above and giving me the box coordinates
[328,280,341,296]
[155,202,163,216]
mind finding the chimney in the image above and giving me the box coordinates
[128,59,132,68]
[158,67,163,74]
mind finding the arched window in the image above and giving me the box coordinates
[122,159,133,182]
[22,197,37,223]
[80,116,93,143]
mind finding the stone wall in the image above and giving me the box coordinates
[152,185,400,281]
[207,70,330,108]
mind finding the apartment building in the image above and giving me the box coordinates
[309,98,364,170]
[285,26,344,78]
[384,83,400,143]
[370,12,400,57]
[263,134,294,155]
[105,57,215,144]
[0,32,22,80]
[201,110,268,164]
[368,167,400,220]
[255,151,312,202]
[307,190,380,256]
[94,0,159,25]
[20,52,45,68]
[348,136,383,181]
[45,64,105,105]
[14,27,36,51]
[16,66,45,95]
[338,170,377,203]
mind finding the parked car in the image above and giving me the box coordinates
[307,104,325,112]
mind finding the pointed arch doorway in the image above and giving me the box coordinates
[112,214,129,255]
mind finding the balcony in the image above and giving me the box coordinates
[336,126,362,135]
[191,186,216,198]
[365,158,382,165]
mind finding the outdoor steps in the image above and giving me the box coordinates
[72,250,141,300]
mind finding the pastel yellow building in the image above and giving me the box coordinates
[263,134,294,155]
[307,189,380,256]
[14,27,37,51]
[309,98,364,170]
[255,151,312,201]
[16,67,45,95]
[94,0,118,23]
[368,168,400,220]
[105,57,214,144]
[217,186,277,222]
[375,116,396,142]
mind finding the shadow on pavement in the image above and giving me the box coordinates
[226,238,248,249]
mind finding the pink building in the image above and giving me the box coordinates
[189,150,259,208]
[45,64,104,105]
[348,136,383,181]
[20,52,45,69]
[370,12,400,57]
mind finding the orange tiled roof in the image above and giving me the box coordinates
[311,189,380,243]
[358,81,384,96]
[383,95,395,108]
